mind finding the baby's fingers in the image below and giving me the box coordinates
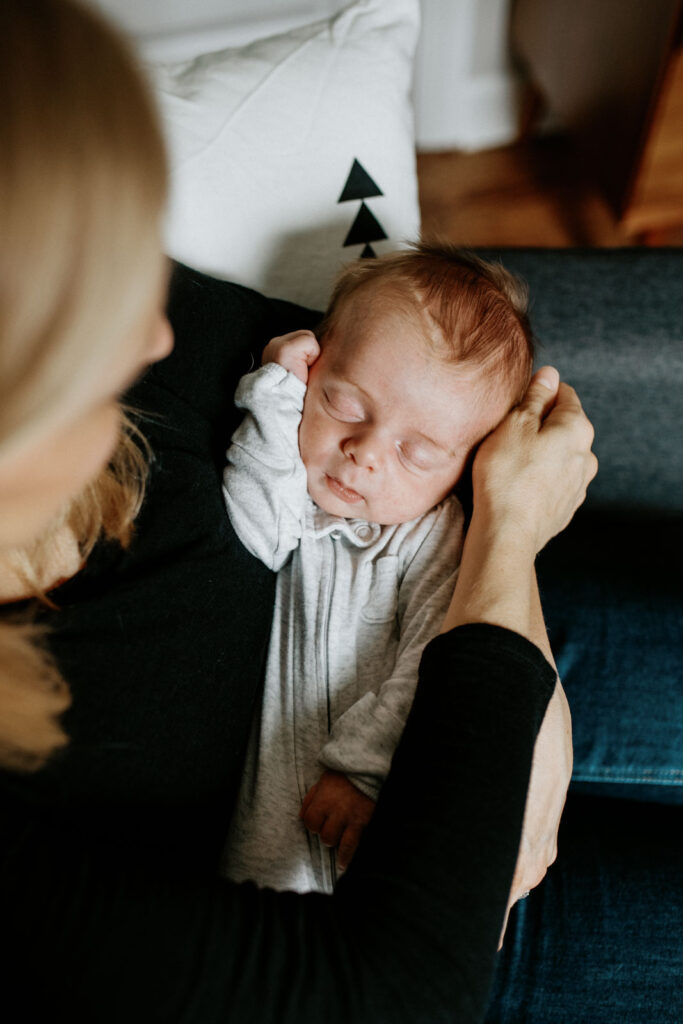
[299,331,321,365]
[301,791,327,835]
[319,812,345,849]
[261,329,319,374]
[300,782,318,819]
[337,826,363,870]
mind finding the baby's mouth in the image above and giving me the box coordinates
[325,474,364,504]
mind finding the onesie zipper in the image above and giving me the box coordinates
[319,531,338,887]
[322,533,339,733]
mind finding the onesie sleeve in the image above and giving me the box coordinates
[222,363,309,571]
[318,498,465,799]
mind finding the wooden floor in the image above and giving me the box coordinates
[417,134,683,248]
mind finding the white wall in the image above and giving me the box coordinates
[414,0,522,150]
[90,0,522,152]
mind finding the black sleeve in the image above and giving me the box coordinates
[148,262,322,444]
[2,625,555,1024]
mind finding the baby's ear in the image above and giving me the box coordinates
[314,320,338,352]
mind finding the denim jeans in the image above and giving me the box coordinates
[486,793,682,1023]
[538,510,683,806]
[484,508,683,1022]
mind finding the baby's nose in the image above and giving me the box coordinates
[342,433,381,470]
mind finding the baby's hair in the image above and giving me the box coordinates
[318,242,534,405]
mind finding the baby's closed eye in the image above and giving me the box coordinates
[322,388,365,422]
[396,441,441,471]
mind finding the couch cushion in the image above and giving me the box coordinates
[478,248,683,514]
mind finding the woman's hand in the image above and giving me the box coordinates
[441,366,598,639]
[473,366,598,556]
[261,330,320,384]
[441,367,597,945]
[498,671,572,948]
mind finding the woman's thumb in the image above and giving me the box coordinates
[521,366,560,420]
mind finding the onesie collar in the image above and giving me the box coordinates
[307,499,382,548]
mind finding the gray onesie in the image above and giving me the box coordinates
[221,362,464,893]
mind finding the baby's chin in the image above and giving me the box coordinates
[310,488,426,526]
[305,467,445,525]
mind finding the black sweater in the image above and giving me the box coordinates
[0,264,556,1023]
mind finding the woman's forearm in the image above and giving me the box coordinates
[442,501,572,927]
[529,564,558,672]
[441,508,538,643]
[441,508,561,676]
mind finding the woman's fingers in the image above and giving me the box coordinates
[472,368,598,554]
[498,905,512,950]
[497,679,572,951]
[546,383,594,441]
[498,841,557,950]
[521,365,560,420]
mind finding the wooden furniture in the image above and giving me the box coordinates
[512,0,683,242]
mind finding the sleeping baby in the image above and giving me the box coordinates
[221,243,534,893]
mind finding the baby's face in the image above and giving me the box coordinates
[299,290,513,525]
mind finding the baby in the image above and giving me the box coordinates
[221,244,534,893]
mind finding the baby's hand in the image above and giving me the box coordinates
[300,770,376,870]
[261,330,320,384]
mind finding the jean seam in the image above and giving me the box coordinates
[572,766,683,785]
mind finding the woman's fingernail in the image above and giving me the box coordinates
[536,367,559,390]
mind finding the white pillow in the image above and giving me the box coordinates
[149,0,421,309]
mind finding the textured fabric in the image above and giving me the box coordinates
[477,248,683,513]
[221,363,463,891]
[0,263,556,1022]
[486,793,683,1024]
[538,508,683,803]
[476,248,683,804]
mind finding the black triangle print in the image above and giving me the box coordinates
[343,202,388,247]
[361,244,377,258]
[338,159,384,203]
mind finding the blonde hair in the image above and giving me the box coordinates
[0,0,167,771]
[319,243,534,405]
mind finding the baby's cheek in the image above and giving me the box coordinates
[405,473,457,520]
[297,411,313,468]
[298,402,330,469]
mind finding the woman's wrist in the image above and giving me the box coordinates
[440,506,537,640]
[470,480,544,557]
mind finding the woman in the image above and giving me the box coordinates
[0,2,595,1020]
